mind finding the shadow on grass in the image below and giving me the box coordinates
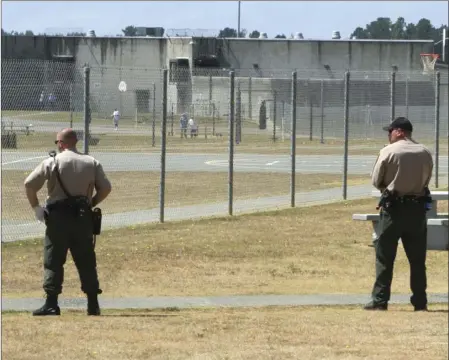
[103,314,181,318]
[391,309,448,313]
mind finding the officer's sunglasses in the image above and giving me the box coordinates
[54,140,64,144]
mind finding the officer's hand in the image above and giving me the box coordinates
[33,206,47,223]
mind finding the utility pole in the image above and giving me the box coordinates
[443,28,447,63]
[237,1,241,38]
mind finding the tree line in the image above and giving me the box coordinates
[351,17,446,41]
[218,17,447,41]
[2,16,447,45]
[1,29,87,36]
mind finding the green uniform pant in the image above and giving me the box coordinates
[371,201,427,307]
[43,208,100,296]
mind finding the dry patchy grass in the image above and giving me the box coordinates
[2,305,448,360]
[7,131,441,155]
[3,110,447,155]
[2,199,447,299]
[2,170,369,220]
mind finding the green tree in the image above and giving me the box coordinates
[275,34,287,39]
[350,17,448,63]
[219,27,237,37]
[390,17,406,39]
[218,27,246,38]
[414,18,433,39]
[351,17,447,42]
[404,22,417,39]
[1,29,34,36]
[365,17,392,39]
[122,25,137,36]
[249,30,260,38]
[67,32,86,36]
[351,27,368,39]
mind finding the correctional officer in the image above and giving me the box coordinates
[365,117,433,311]
[24,128,112,316]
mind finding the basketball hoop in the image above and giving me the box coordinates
[420,53,439,74]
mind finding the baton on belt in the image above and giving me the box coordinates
[92,208,102,249]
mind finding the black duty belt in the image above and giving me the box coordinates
[46,197,91,214]
[394,195,425,203]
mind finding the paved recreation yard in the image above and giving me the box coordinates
[2,150,448,242]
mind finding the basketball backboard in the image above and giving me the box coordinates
[420,53,439,75]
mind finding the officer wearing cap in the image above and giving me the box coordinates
[364,117,433,311]
[24,128,112,316]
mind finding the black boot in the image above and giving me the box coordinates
[32,294,61,316]
[87,294,101,316]
[364,301,388,311]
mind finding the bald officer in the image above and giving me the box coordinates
[364,117,433,311]
[24,128,112,316]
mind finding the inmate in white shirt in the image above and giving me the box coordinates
[112,110,120,122]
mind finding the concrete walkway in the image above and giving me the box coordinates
[2,293,447,312]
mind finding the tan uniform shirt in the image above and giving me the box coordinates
[371,138,433,196]
[24,149,111,205]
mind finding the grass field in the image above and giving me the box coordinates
[5,130,447,155]
[2,304,448,360]
[2,198,447,299]
[3,196,447,360]
[2,170,370,220]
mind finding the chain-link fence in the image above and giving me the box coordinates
[2,59,448,242]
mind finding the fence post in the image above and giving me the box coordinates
[273,90,277,142]
[320,80,324,144]
[209,74,213,116]
[69,83,73,128]
[83,66,90,155]
[236,82,242,144]
[212,103,216,136]
[160,69,168,223]
[152,82,156,147]
[291,71,297,207]
[434,71,440,188]
[281,100,285,142]
[405,76,409,119]
[309,99,313,141]
[343,71,350,200]
[390,71,396,122]
[248,76,252,120]
[170,103,174,136]
[229,71,235,216]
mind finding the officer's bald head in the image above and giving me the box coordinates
[56,128,78,150]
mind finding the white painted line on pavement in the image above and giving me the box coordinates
[266,161,280,166]
[2,155,47,166]
[205,159,251,167]
[205,159,342,169]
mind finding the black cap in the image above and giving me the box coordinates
[382,117,413,132]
